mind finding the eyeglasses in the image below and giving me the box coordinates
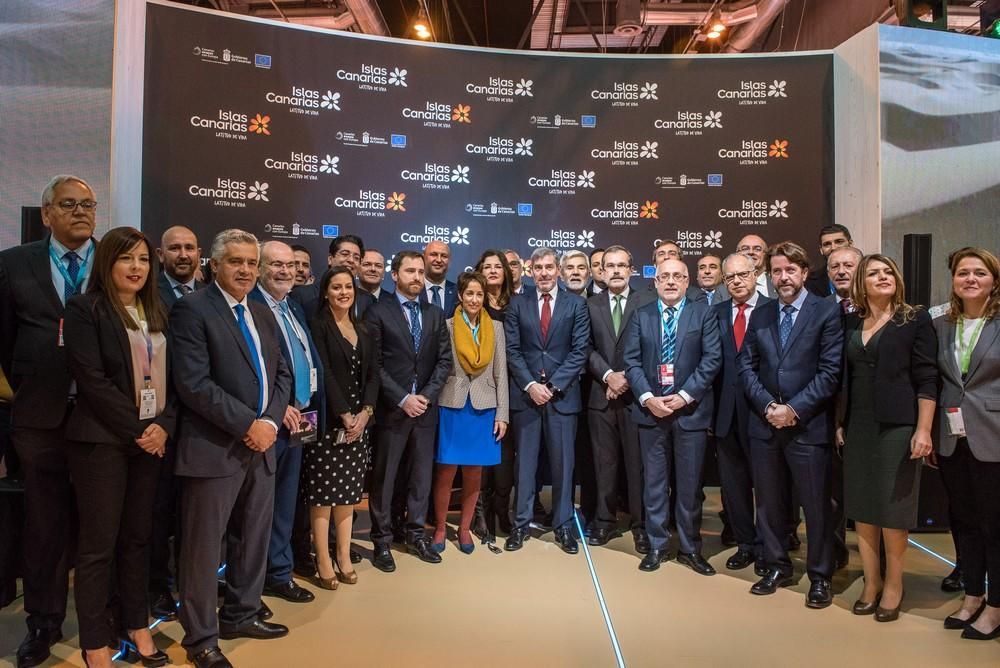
[335,249,362,262]
[737,245,764,254]
[723,270,755,283]
[266,261,296,270]
[54,199,97,212]
[656,272,687,283]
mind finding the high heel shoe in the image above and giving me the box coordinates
[945,600,986,630]
[126,632,169,667]
[313,567,339,590]
[874,592,904,623]
[961,621,1000,640]
[334,555,358,585]
[852,592,881,616]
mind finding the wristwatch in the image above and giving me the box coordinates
[363,405,374,416]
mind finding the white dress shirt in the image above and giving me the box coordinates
[601,287,631,383]
[731,291,761,324]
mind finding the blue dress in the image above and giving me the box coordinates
[437,394,501,465]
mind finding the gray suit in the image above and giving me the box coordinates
[438,317,509,423]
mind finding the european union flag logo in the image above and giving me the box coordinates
[707,174,723,187]
[254,54,272,69]
[322,225,340,238]
[391,134,407,148]
[517,203,533,216]
[581,115,597,128]
[642,265,656,279]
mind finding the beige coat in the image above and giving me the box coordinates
[438,316,509,423]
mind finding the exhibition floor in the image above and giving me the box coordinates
[1,490,996,667]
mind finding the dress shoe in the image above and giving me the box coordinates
[587,527,618,546]
[638,549,671,572]
[806,580,833,609]
[293,556,317,578]
[257,601,273,620]
[961,620,1000,640]
[149,591,178,620]
[372,545,397,572]
[409,537,443,564]
[852,594,881,616]
[677,552,716,576]
[431,539,447,553]
[945,601,986,630]
[459,541,475,555]
[17,628,63,668]
[334,556,359,584]
[751,570,795,596]
[726,549,755,571]
[313,572,338,590]
[941,565,965,593]
[263,580,315,603]
[505,527,530,551]
[754,559,769,577]
[787,532,801,550]
[873,591,904,622]
[124,633,169,668]
[720,524,737,547]
[218,619,289,641]
[554,527,579,554]
[189,647,233,668]
[633,530,651,555]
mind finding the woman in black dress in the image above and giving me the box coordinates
[308,267,378,589]
[841,254,936,622]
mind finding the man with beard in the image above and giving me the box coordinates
[560,250,591,297]
[156,226,204,310]
[420,241,457,314]
[291,245,313,286]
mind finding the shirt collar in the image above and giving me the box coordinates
[258,285,286,310]
[216,281,249,309]
[165,272,196,292]
[782,288,809,312]
[396,290,419,306]
[537,287,557,301]
[425,279,447,290]
[658,296,686,315]
[49,236,94,259]
[609,287,630,302]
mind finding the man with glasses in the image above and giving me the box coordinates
[736,234,776,299]
[358,249,386,301]
[623,258,721,574]
[290,234,373,319]
[645,240,683,295]
[0,175,98,668]
[504,249,531,294]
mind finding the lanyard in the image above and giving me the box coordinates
[48,242,93,296]
[957,316,986,375]
[461,308,480,344]
[135,301,154,388]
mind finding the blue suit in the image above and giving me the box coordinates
[623,299,721,553]
[505,288,590,531]
[737,290,843,581]
[419,280,458,315]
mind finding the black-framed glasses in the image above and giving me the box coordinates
[54,199,97,212]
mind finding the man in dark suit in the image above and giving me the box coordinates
[289,234,373,319]
[358,249,386,301]
[250,241,322,608]
[737,234,777,299]
[504,247,591,554]
[171,229,292,668]
[713,254,771,573]
[0,175,97,668]
[686,253,730,306]
[737,241,843,609]
[587,245,653,551]
[156,225,204,309]
[623,258,722,574]
[419,240,458,314]
[365,251,452,572]
[805,224,853,298]
[587,248,607,296]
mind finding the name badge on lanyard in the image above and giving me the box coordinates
[945,407,966,437]
[136,302,157,420]
[659,363,675,389]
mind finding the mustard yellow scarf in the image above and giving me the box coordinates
[453,305,494,377]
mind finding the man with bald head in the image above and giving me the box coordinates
[737,234,775,299]
[157,225,204,310]
[420,240,457,313]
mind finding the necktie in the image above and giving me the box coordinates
[734,303,748,351]
[660,305,677,394]
[611,294,623,336]
[404,301,422,351]
[779,304,796,349]
[278,301,312,408]
[64,251,81,303]
[841,297,853,315]
[705,289,715,305]
[430,285,443,309]
[177,284,193,297]
[234,304,264,416]
[540,293,552,341]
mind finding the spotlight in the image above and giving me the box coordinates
[706,29,721,39]
[711,21,726,33]
[413,4,432,39]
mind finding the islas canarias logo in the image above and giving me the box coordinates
[401,225,470,246]
[653,110,723,134]
[590,82,658,107]
[591,140,659,165]
[465,136,533,162]
[335,64,408,90]
[717,79,788,105]
[401,102,471,126]
[528,169,595,193]
[718,200,788,224]
[718,139,790,164]
[590,199,658,226]
[265,85,340,116]
[465,76,533,102]
[188,178,269,208]
[189,110,272,138]
[528,229,595,249]
[400,163,470,188]
[333,190,406,217]
[264,151,339,180]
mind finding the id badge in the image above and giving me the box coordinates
[139,388,157,420]
[945,407,967,437]
[310,367,318,394]
[658,363,675,388]
[58,318,65,347]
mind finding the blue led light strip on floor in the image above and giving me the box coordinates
[907,537,957,568]
[573,510,627,668]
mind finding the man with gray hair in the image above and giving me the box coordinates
[826,245,863,313]
[560,249,591,297]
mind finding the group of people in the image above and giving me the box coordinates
[1,176,999,668]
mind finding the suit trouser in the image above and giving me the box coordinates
[266,429,302,585]
[716,429,757,553]
[66,440,161,649]
[512,405,576,531]
[369,416,435,547]
[830,447,848,560]
[589,403,644,531]
[751,433,833,581]
[12,423,76,633]
[638,421,707,553]
[178,455,274,654]
[574,408,597,524]
[149,443,180,595]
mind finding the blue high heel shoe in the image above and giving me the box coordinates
[459,541,475,555]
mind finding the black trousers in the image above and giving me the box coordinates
[574,408,597,526]
[67,440,161,649]
[148,443,180,595]
[12,423,76,632]
[369,417,435,547]
[939,438,1000,606]
[716,429,757,553]
[638,422,707,554]
[589,403,643,531]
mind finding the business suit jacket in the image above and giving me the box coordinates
[420,280,458,315]
[713,295,772,439]
[806,267,833,298]
[623,299,722,430]
[63,293,177,444]
[290,277,374,320]
[438,316,509,423]
[310,309,379,420]
[737,291,843,445]
[169,283,292,476]
[157,272,205,311]
[934,314,1000,461]
[686,283,730,306]
[364,294,452,425]
[505,288,591,415]
[587,289,654,410]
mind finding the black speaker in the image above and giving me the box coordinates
[903,233,932,307]
[913,463,951,533]
[20,206,45,245]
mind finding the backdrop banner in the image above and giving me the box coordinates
[142,2,833,277]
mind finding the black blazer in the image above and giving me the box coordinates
[586,289,654,410]
[842,309,938,426]
[712,295,772,439]
[311,310,379,421]
[63,293,177,444]
[157,272,205,311]
[290,277,374,321]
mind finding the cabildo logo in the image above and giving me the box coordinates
[653,110,724,136]
[187,178,269,208]
[401,102,469,128]
[465,137,533,162]
[590,200,658,226]
[590,82,659,107]
[265,85,340,116]
[527,169,595,195]
[465,76,533,102]
[333,190,407,218]
[590,140,658,166]
[335,64,407,92]
[676,230,723,251]
[401,225,470,246]
[264,151,339,181]
[718,139,790,165]
[189,110,273,140]
[717,79,788,105]
[400,163,470,189]
[718,200,788,225]
[527,229,595,249]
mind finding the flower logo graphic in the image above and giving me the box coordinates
[515,78,534,97]
[704,111,723,129]
[386,192,406,212]
[515,138,534,156]
[452,104,471,123]
[450,226,470,245]
[321,91,341,110]
[640,82,659,100]
[247,181,269,202]
[319,155,340,175]
[388,67,408,87]
[451,165,470,183]
[640,141,659,159]
[768,139,789,158]
[769,200,789,218]
[768,80,787,98]
[577,170,595,188]
[640,200,659,219]
[577,230,595,248]
[705,230,723,248]
[248,114,271,135]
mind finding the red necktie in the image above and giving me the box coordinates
[540,293,552,341]
[734,302,748,351]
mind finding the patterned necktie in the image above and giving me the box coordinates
[779,304,796,349]
[841,297,853,315]
[660,305,677,394]
[278,301,312,408]
[612,294,623,336]
[176,283,193,297]
[705,289,715,305]
[233,304,264,416]
[404,301,422,351]
[64,251,81,303]
[430,285,443,309]
[540,293,552,341]
[734,302,748,351]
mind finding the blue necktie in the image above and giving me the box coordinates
[405,301,422,351]
[431,285,443,309]
[234,304,264,416]
[278,301,312,408]
[779,304,796,349]
[660,305,677,394]
[64,251,81,303]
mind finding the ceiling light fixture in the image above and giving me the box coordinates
[413,3,432,39]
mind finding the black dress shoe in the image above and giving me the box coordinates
[587,527,618,547]
[122,640,169,668]
[677,552,716,576]
[258,601,273,620]
[149,591,178,620]
[806,580,833,609]
[961,621,1000,640]
[941,565,965,593]
[725,549,756,571]
[218,618,289,640]
[263,580,315,603]
[751,570,795,595]
[16,628,63,668]
[189,647,233,668]
[633,530,651,555]
[504,527,530,551]
[372,545,397,572]
[945,601,986,630]
[638,549,671,572]
[554,527,579,555]
[409,537,443,564]
[754,559,769,577]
